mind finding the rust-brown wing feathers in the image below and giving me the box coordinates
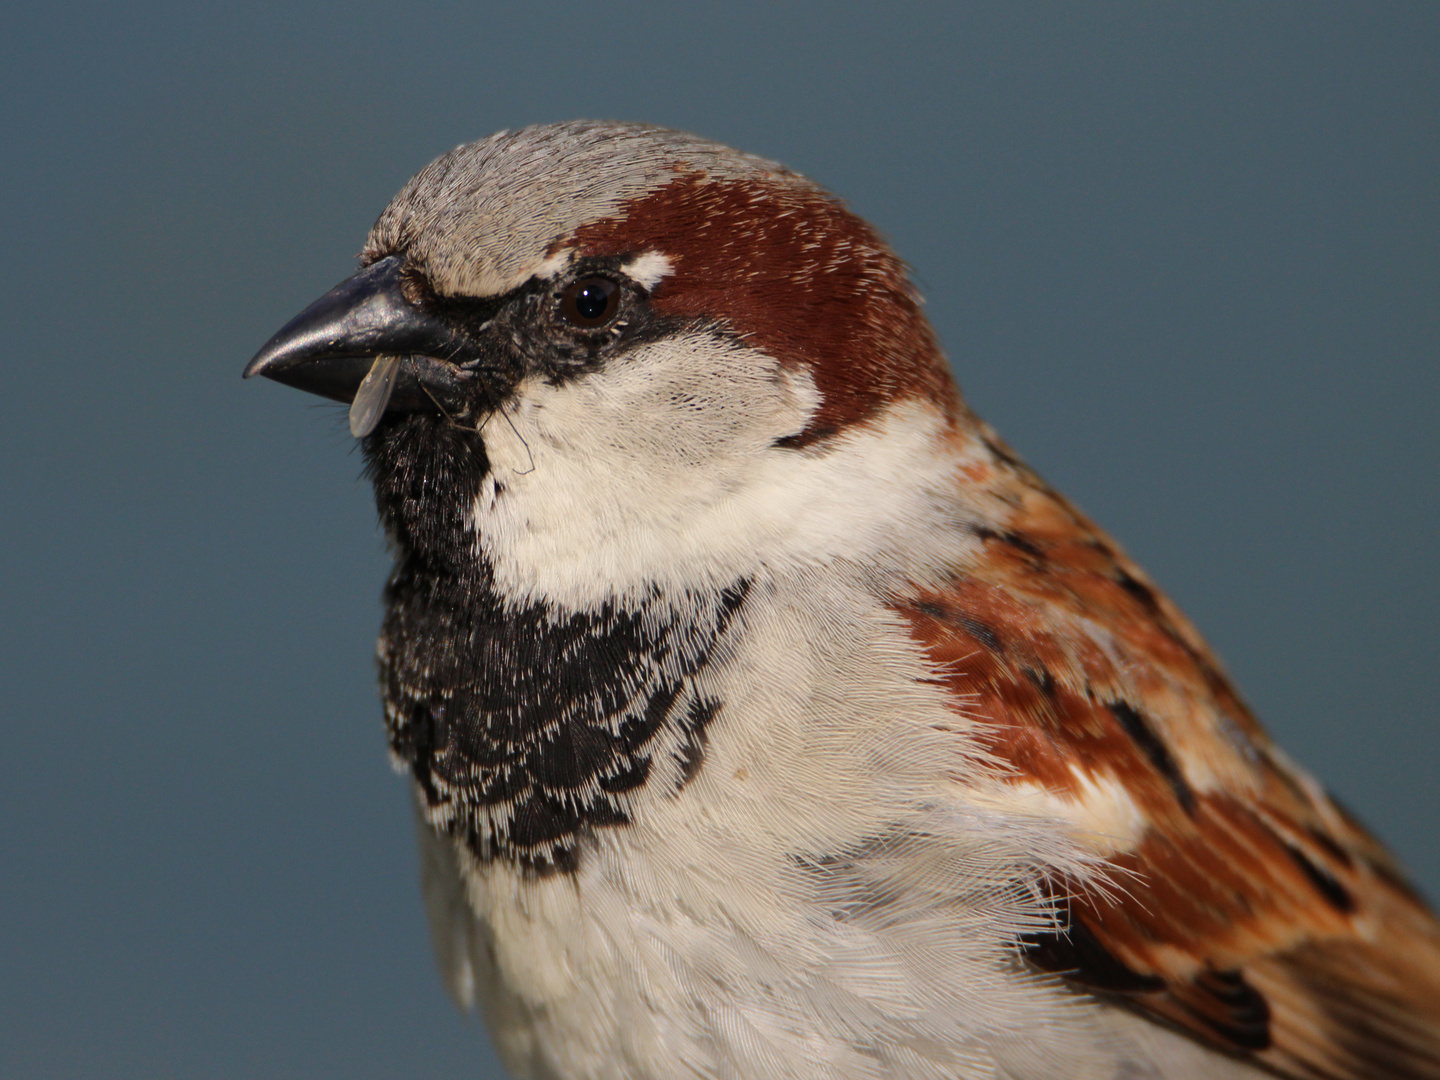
[895,432,1440,1079]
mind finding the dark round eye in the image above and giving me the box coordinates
[559,276,621,328]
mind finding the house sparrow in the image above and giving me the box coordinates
[245,121,1440,1080]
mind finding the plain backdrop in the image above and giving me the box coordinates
[2,4,1436,1078]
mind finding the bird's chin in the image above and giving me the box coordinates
[359,408,494,567]
[359,404,476,444]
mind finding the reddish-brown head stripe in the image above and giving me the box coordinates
[561,171,959,442]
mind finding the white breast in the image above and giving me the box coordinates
[417,369,1267,1078]
[414,566,1265,1079]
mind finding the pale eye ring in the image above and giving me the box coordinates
[559,276,621,328]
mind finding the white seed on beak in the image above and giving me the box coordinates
[349,356,402,438]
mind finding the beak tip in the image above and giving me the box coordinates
[243,329,307,381]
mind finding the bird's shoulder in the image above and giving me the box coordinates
[889,425,1440,1080]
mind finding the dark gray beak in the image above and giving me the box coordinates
[243,255,479,416]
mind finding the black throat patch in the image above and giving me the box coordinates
[364,414,748,874]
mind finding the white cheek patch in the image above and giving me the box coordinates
[620,251,674,291]
[471,333,971,611]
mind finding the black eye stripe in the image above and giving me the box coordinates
[421,276,529,333]
[394,258,637,337]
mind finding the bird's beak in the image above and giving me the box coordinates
[243,255,480,430]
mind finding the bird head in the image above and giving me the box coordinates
[247,122,965,607]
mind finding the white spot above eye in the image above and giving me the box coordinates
[532,250,571,281]
[620,251,674,290]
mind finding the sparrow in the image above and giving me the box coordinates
[244,121,1440,1080]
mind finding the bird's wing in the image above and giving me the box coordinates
[891,437,1440,1080]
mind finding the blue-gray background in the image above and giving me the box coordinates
[3,4,1436,1078]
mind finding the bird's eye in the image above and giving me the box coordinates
[559,276,621,328]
